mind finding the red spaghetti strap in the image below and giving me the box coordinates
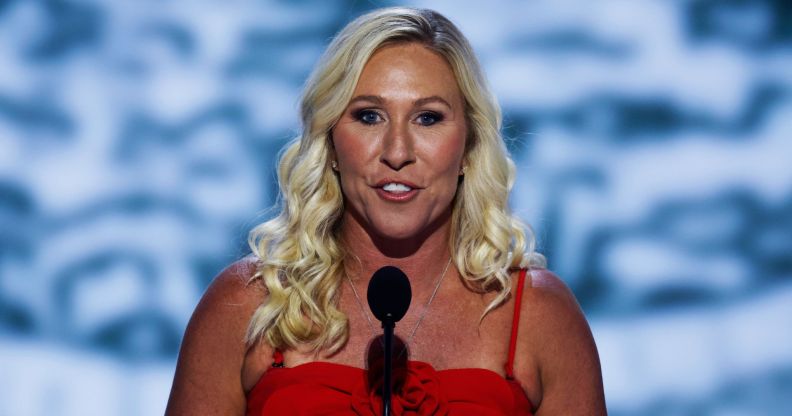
[272,349,285,368]
[505,269,527,380]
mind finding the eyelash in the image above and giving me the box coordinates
[352,109,444,126]
[416,111,443,126]
[353,109,382,125]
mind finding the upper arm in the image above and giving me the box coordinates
[517,269,606,415]
[165,256,267,416]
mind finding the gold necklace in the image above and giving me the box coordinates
[345,257,453,346]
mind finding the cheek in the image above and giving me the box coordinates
[428,137,466,196]
[331,128,369,201]
[332,125,376,166]
[435,132,467,173]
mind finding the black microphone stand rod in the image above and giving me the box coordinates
[367,266,412,416]
[382,314,395,416]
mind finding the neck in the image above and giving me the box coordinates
[340,209,453,288]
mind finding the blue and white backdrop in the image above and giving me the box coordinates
[1,1,790,415]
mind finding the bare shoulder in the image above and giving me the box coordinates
[515,268,607,415]
[522,268,582,312]
[198,255,265,308]
[165,255,268,416]
[514,268,588,337]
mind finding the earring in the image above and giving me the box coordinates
[331,160,338,171]
[459,165,467,175]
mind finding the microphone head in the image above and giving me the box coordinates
[367,266,412,323]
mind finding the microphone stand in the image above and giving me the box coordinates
[366,266,411,416]
[382,315,395,416]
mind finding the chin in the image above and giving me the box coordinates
[364,204,453,242]
[367,209,436,237]
[371,222,425,241]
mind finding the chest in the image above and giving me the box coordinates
[292,283,515,374]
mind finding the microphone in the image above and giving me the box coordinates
[367,266,411,416]
[367,266,412,324]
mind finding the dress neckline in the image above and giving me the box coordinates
[267,359,507,376]
[250,359,518,395]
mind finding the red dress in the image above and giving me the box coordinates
[246,270,534,415]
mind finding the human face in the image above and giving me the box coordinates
[331,42,467,242]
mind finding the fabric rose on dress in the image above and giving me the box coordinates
[351,361,449,415]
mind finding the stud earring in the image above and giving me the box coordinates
[459,165,467,175]
[331,160,338,170]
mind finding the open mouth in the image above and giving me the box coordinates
[381,183,413,193]
[374,180,420,202]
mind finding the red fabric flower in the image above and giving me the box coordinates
[351,361,449,415]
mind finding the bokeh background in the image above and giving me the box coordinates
[1,0,791,414]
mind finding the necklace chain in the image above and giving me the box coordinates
[345,257,453,347]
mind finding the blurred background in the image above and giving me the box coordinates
[1,0,790,414]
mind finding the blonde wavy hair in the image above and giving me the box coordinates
[246,7,545,353]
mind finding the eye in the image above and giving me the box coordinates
[416,111,443,126]
[353,109,383,125]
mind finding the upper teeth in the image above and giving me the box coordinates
[382,183,412,192]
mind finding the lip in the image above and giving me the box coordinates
[373,178,421,189]
[372,178,421,203]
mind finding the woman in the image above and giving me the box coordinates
[166,7,605,415]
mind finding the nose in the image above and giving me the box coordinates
[380,121,415,171]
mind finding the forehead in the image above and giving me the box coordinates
[351,42,463,105]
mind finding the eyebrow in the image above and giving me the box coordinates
[347,95,384,105]
[347,95,453,108]
[413,96,452,108]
